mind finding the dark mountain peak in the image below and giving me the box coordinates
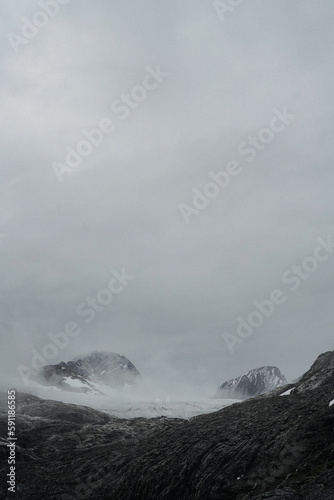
[33,351,141,393]
[70,351,141,385]
[215,365,287,399]
[73,350,119,362]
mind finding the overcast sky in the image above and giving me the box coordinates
[1,1,333,398]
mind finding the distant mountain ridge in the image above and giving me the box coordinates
[34,351,141,394]
[215,365,287,399]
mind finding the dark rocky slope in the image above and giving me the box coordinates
[1,351,334,499]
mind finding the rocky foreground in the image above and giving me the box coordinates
[1,351,334,499]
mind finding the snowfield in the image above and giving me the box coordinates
[22,382,240,419]
[100,399,240,419]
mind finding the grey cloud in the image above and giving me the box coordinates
[1,0,333,397]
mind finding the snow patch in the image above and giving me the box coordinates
[280,388,294,396]
[63,377,87,388]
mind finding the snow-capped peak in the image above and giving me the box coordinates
[215,365,287,399]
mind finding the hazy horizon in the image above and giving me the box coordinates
[1,1,333,400]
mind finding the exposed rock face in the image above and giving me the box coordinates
[35,361,105,394]
[69,351,141,387]
[215,365,287,399]
[33,351,141,393]
[0,351,334,499]
[294,350,334,393]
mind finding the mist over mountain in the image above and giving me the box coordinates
[1,1,334,498]
[1,0,334,402]
[31,351,141,394]
[1,350,333,499]
[24,350,238,418]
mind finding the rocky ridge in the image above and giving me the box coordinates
[215,365,287,399]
